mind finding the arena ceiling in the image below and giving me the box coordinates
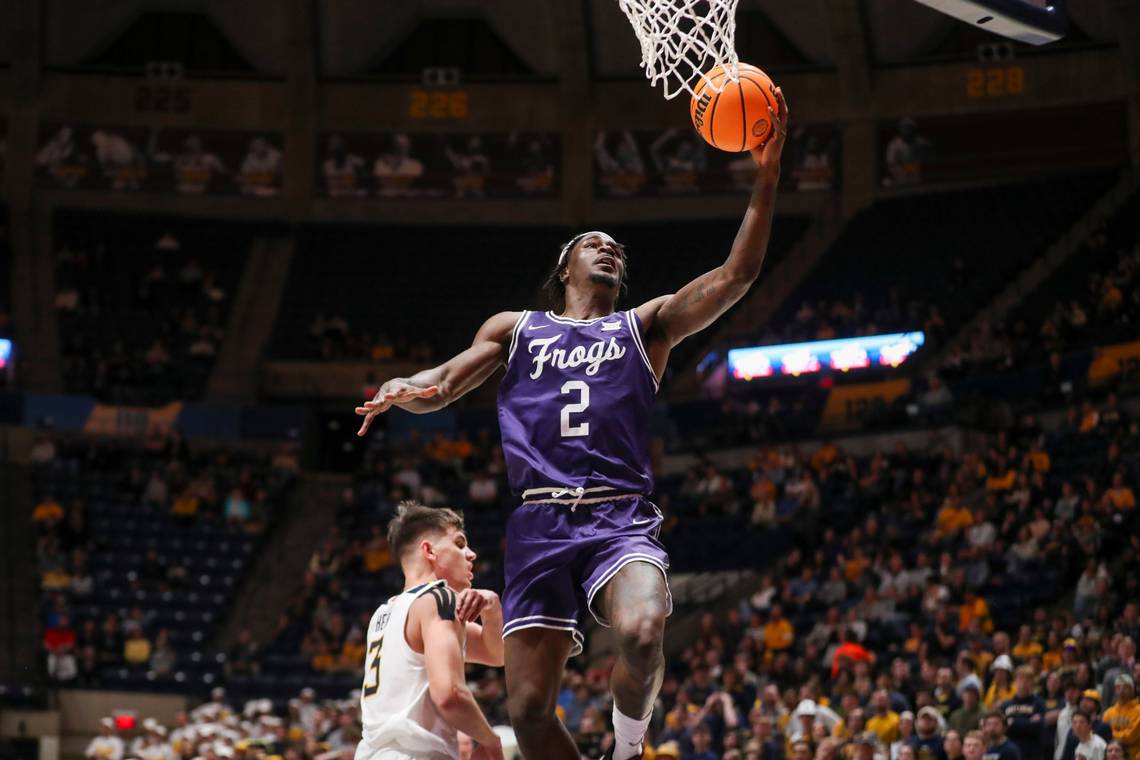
[0,0,1123,76]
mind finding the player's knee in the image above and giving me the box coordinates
[506,683,557,728]
[613,601,666,669]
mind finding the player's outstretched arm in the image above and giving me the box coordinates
[355,311,521,436]
[640,88,789,353]
[416,592,504,758]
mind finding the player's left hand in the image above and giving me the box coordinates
[455,589,499,623]
[751,86,788,171]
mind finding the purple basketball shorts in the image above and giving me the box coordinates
[500,495,672,657]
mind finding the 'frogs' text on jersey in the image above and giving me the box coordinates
[497,310,657,498]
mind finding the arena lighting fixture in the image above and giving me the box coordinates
[909,0,1068,45]
[727,332,926,381]
[0,339,10,369]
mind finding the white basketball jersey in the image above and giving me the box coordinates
[354,579,460,760]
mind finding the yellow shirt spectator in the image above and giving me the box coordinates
[959,596,993,634]
[339,639,365,670]
[937,503,974,536]
[763,615,795,651]
[845,555,870,583]
[1012,641,1043,661]
[972,650,995,675]
[811,443,839,473]
[364,537,394,573]
[1027,449,1051,473]
[867,711,901,745]
[1103,283,1123,308]
[124,635,152,666]
[1108,486,1136,511]
[172,493,199,516]
[41,569,72,590]
[986,470,1016,492]
[985,681,1015,709]
[32,499,64,524]
[1104,695,1140,759]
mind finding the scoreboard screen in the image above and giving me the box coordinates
[727,332,926,382]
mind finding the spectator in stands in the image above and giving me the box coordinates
[29,436,58,464]
[32,493,64,532]
[869,689,903,745]
[44,612,78,682]
[85,718,125,760]
[1070,711,1108,760]
[226,628,260,678]
[224,487,253,527]
[962,731,985,760]
[1078,691,1113,744]
[1002,666,1046,760]
[765,605,796,652]
[1056,679,1085,760]
[1014,627,1044,662]
[949,684,985,736]
[982,711,1022,760]
[150,629,176,676]
[915,706,947,760]
[1103,675,1140,760]
[941,730,964,760]
[123,628,152,668]
[988,657,1017,709]
[935,667,964,719]
[1102,639,1136,707]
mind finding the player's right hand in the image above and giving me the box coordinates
[354,381,440,436]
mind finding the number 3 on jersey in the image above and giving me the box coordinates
[362,638,382,697]
[560,380,590,437]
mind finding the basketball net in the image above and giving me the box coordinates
[617,0,741,100]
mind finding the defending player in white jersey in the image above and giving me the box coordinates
[355,502,505,760]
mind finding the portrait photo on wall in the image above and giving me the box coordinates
[316,131,560,200]
[594,123,840,199]
[35,124,284,197]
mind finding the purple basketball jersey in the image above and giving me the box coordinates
[497,310,658,497]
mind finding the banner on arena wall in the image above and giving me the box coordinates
[593,123,840,199]
[20,392,304,440]
[35,124,284,196]
[1087,340,1140,390]
[315,132,560,200]
[877,102,1128,187]
[85,402,184,436]
[820,379,912,432]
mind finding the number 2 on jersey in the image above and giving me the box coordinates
[560,381,590,437]
[362,638,382,697]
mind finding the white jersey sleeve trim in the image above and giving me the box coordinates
[506,310,529,364]
[625,309,660,392]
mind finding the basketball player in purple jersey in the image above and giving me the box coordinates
[355,90,788,760]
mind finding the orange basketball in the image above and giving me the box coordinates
[690,63,780,153]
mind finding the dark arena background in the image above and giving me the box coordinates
[1,0,1139,759]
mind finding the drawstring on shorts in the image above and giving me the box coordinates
[551,486,586,512]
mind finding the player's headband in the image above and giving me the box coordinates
[558,231,614,267]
